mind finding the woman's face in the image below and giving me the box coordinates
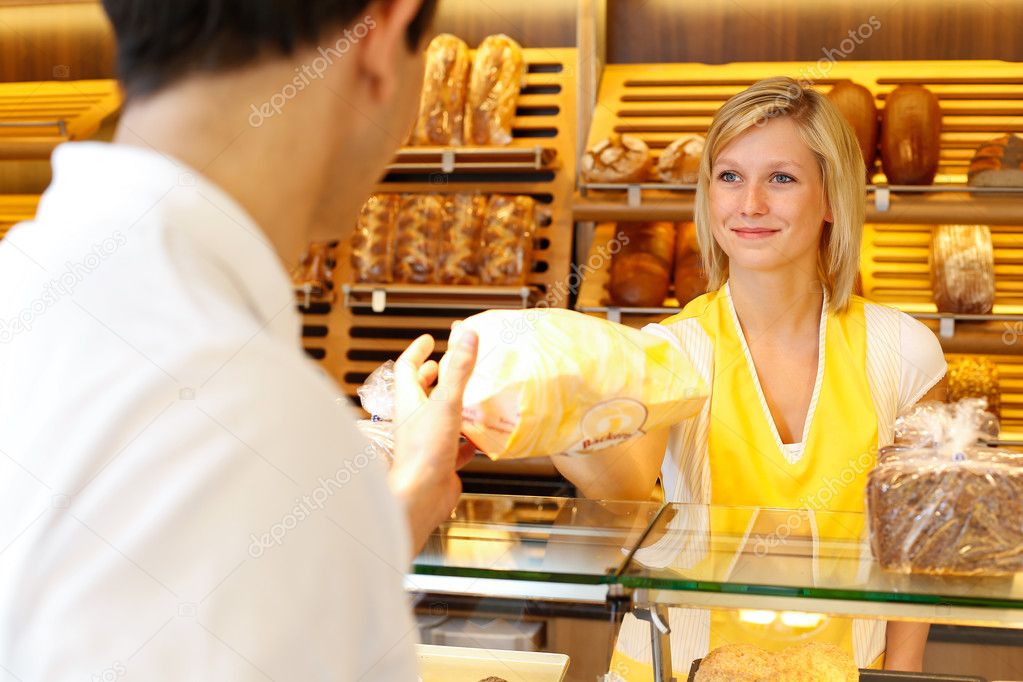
[708,116,832,280]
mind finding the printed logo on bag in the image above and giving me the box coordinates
[574,398,648,452]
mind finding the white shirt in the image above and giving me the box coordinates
[0,143,417,681]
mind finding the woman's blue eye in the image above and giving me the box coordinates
[718,171,740,182]
[772,173,796,183]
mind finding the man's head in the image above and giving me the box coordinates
[102,0,438,253]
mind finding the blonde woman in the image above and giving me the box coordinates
[553,77,946,676]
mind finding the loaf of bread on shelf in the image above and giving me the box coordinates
[673,221,708,306]
[930,224,996,314]
[479,194,535,285]
[826,79,878,172]
[608,222,676,307]
[293,241,337,293]
[413,34,471,146]
[655,135,705,184]
[880,84,942,185]
[350,193,399,283]
[392,194,445,283]
[581,133,652,184]
[868,400,1023,576]
[464,34,525,146]
[968,133,1023,188]
[437,193,488,285]
[695,642,856,682]
[947,356,1001,419]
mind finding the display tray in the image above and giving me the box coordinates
[687,658,987,681]
[416,643,569,682]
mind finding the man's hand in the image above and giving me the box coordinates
[388,326,478,557]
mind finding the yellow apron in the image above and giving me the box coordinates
[610,288,885,680]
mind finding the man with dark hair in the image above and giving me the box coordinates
[0,1,476,679]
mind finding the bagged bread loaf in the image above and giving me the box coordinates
[826,80,879,172]
[868,399,1023,576]
[968,133,1023,188]
[459,309,707,459]
[393,194,445,283]
[479,194,535,286]
[293,241,337,295]
[673,221,708,306]
[655,135,704,184]
[947,355,1001,419]
[608,222,675,307]
[414,34,471,146]
[437,193,487,285]
[350,193,399,283]
[880,84,942,185]
[581,133,652,184]
[464,34,525,146]
[930,224,996,314]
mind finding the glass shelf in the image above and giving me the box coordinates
[411,495,1023,628]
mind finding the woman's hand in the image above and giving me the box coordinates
[388,327,478,558]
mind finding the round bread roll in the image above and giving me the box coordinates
[826,80,878,172]
[609,253,671,307]
[582,133,652,183]
[968,133,1023,188]
[769,642,858,682]
[656,135,705,184]
[694,643,777,682]
[618,221,677,267]
[880,84,942,185]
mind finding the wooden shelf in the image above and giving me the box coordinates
[0,80,120,160]
[386,145,559,174]
[342,283,536,313]
[0,194,40,239]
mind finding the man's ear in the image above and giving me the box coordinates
[355,0,424,105]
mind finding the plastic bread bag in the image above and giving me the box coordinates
[458,308,707,460]
[414,33,471,146]
[479,194,536,286]
[867,399,1023,576]
[464,34,525,146]
[355,360,397,466]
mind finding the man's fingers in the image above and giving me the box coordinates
[418,360,438,388]
[395,335,434,417]
[436,329,478,406]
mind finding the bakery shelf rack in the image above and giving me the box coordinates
[301,48,578,401]
[0,80,121,160]
[573,60,1023,226]
[576,223,1023,441]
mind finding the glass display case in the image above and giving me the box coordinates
[408,494,1023,682]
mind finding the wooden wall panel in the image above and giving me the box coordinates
[431,0,577,49]
[0,1,115,82]
[607,0,1023,64]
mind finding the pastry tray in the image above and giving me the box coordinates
[416,643,570,682]
[687,658,986,681]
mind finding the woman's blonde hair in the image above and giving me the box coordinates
[694,76,865,311]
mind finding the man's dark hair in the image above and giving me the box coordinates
[102,0,438,98]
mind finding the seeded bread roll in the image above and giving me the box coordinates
[414,34,471,146]
[968,133,1023,187]
[581,133,652,184]
[947,356,1001,419]
[930,224,996,314]
[656,135,705,184]
[350,194,399,283]
[464,34,525,146]
[880,84,942,185]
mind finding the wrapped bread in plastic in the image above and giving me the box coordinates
[947,355,1001,419]
[350,193,399,283]
[655,135,705,184]
[458,309,708,460]
[673,221,708,306]
[608,222,675,307]
[293,241,337,295]
[479,194,535,286]
[930,224,996,314]
[868,399,1023,576]
[464,34,525,146]
[581,133,652,184]
[393,194,445,283]
[437,193,487,285]
[968,133,1023,188]
[414,34,471,146]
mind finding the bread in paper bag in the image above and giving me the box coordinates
[457,308,707,460]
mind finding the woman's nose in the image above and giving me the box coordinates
[740,183,769,217]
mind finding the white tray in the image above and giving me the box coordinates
[415,643,570,682]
